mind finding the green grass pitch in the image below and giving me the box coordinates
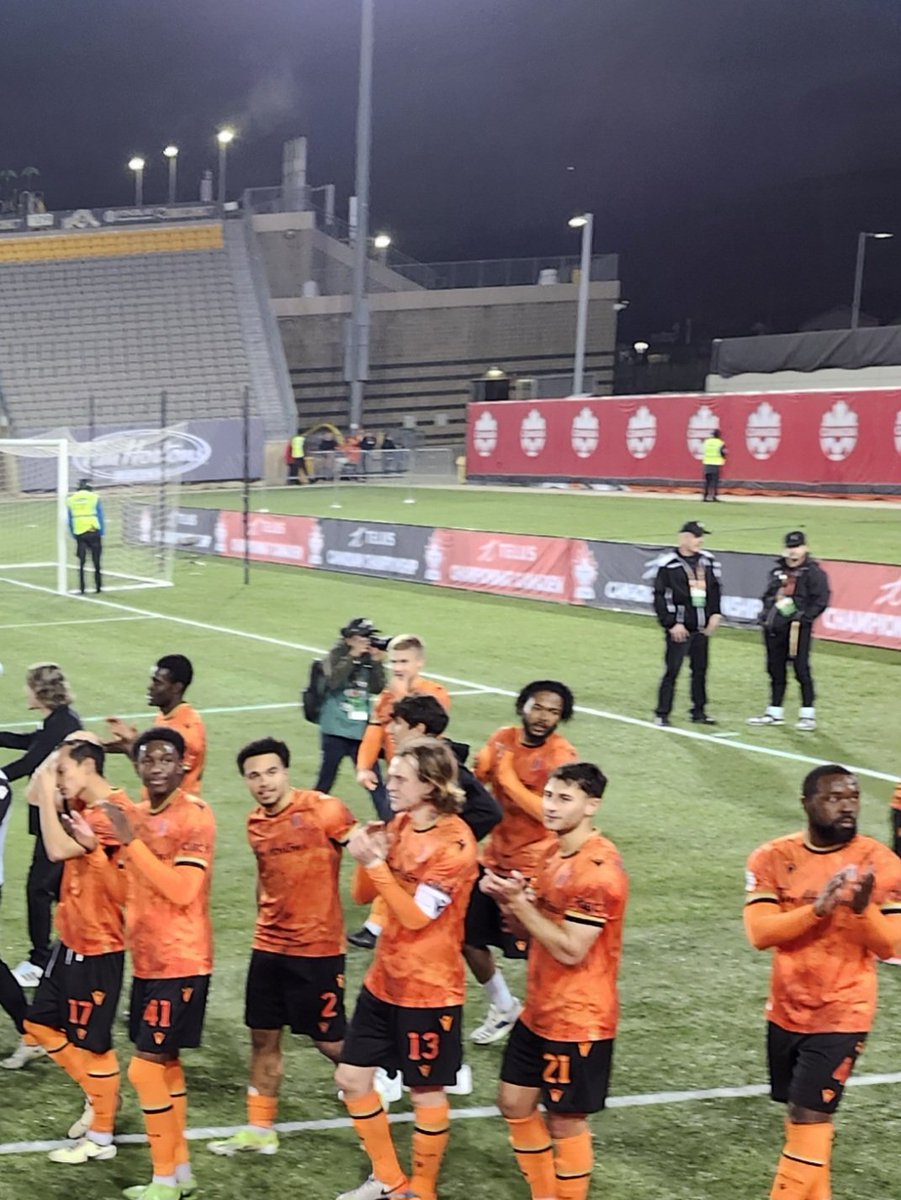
[0,486,898,1199]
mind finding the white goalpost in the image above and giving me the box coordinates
[0,434,181,596]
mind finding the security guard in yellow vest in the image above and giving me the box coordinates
[66,478,105,593]
[287,428,308,485]
[701,428,727,502]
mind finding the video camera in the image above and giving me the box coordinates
[341,617,392,653]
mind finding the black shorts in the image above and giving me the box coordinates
[27,942,124,1054]
[129,975,210,1057]
[767,1022,867,1114]
[245,950,346,1041]
[464,870,529,960]
[501,1019,614,1115]
[342,986,463,1089]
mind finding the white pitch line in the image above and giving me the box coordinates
[3,1071,901,1156]
[3,582,896,785]
[0,615,158,632]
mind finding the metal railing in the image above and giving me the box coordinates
[298,445,463,489]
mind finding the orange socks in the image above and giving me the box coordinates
[344,1090,406,1193]
[248,1088,279,1130]
[770,1121,834,1200]
[128,1056,180,1179]
[163,1060,190,1169]
[84,1050,121,1135]
[505,1113,557,1200]
[410,1099,450,1200]
[23,1020,88,1089]
[554,1130,594,1200]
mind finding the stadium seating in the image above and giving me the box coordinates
[0,221,293,439]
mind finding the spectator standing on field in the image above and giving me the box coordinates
[701,428,727,502]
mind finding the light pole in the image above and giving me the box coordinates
[851,231,893,329]
[568,213,594,395]
[348,0,374,432]
[217,128,235,208]
[374,232,391,265]
[128,157,145,207]
[163,145,178,205]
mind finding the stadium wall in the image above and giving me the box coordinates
[465,389,901,493]
[135,506,901,652]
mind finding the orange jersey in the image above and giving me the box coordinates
[357,677,451,770]
[248,789,357,957]
[126,789,216,979]
[477,727,578,877]
[155,703,206,795]
[56,788,133,957]
[745,832,901,1033]
[365,812,478,1008]
[522,832,628,1042]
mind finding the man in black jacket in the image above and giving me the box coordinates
[653,521,723,727]
[747,531,831,732]
[0,663,81,1001]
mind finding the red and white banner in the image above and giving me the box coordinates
[820,560,901,652]
[216,510,323,566]
[466,390,901,488]
[424,528,574,603]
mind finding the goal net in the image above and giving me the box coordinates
[0,433,182,596]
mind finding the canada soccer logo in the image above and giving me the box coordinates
[894,408,901,457]
[571,407,599,458]
[819,400,858,461]
[472,411,498,457]
[571,542,599,601]
[520,409,547,458]
[687,404,719,459]
[626,405,656,459]
[745,401,781,460]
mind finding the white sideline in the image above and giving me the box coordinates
[2,1071,901,1156]
[19,585,893,786]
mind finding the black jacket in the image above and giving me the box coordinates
[447,738,502,843]
[0,704,82,827]
[653,549,722,633]
[760,556,831,632]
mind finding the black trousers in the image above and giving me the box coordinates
[75,530,102,593]
[26,832,63,969]
[764,622,814,708]
[0,954,26,1033]
[315,733,391,822]
[703,466,721,501]
[656,629,709,718]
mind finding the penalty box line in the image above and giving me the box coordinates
[3,1071,901,1156]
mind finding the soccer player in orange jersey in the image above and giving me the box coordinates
[745,764,901,1200]
[335,738,478,1200]
[22,737,132,1165]
[207,737,358,1158]
[103,727,216,1200]
[465,680,577,1046]
[349,634,451,950]
[106,655,207,795]
[486,762,627,1200]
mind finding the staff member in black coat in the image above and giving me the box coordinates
[653,521,723,727]
[747,531,831,732]
[0,663,81,993]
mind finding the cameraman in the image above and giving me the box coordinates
[314,617,388,801]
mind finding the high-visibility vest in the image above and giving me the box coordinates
[702,436,726,466]
[291,435,305,458]
[67,491,101,535]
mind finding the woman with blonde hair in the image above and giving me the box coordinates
[0,663,81,1054]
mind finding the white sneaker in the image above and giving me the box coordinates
[373,1067,403,1107]
[470,999,522,1045]
[68,1096,95,1139]
[795,718,817,732]
[1,1038,47,1070]
[446,1064,473,1095]
[48,1136,117,1164]
[11,960,43,988]
[336,1175,413,1200]
[746,713,784,726]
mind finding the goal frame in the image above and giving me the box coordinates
[0,437,69,595]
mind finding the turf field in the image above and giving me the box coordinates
[0,487,898,1200]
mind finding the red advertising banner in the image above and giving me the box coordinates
[423,528,574,603]
[466,390,901,488]
[819,560,901,652]
[216,510,323,567]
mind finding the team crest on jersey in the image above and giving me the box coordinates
[91,990,106,1006]
[439,1014,454,1032]
[182,987,194,1003]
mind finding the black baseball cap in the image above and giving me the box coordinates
[784,530,807,548]
[680,521,709,537]
[341,616,377,638]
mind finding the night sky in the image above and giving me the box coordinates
[2,0,901,340]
